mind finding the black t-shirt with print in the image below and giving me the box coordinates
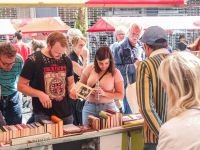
[20,51,74,118]
[68,51,83,83]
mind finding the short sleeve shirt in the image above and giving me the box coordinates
[0,54,23,95]
[82,64,123,103]
[20,51,73,118]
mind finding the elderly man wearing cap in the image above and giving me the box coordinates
[136,26,169,150]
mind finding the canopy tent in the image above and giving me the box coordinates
[0,19,16,35]
[0,0,186,7]
[87,16,200,32]
[10,17,71,34]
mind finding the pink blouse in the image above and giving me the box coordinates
[82,64,123,103]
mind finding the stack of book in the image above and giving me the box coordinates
[63,124,82,135]
[122,113,144,128]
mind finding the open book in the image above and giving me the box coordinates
[70,81,93,100]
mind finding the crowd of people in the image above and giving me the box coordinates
[0,24,200,150]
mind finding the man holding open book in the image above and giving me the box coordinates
[18,31,78,125]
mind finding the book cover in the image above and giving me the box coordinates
[63,124,81,134]
[34,122,45,134]
[20,124,30,136]
[2,126,9,142]
[10,132,51,146]
[70,81,93,100]
[26,124,34,136]
[77,125,96,133]
[0,126,6,142]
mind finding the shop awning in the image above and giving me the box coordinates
[0,19,16,35]
[87,16,200,32]
[10,17,71,34]
[0,0,186,7]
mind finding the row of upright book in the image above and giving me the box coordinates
[87,109,123,130]
[0,115,63,143]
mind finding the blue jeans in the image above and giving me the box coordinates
[34,112,73,125]
[82,101,116,125]
[0,92,22,125]
[143,143,157,150]
[123,91,132,114]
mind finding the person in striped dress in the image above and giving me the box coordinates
[0,42,24,125]
[136,26,170,150]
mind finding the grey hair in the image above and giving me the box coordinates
[115,26,127,35]
[67,28,83,37]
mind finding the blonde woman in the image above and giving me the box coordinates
[157,52,200,150]
[68,36,89,125]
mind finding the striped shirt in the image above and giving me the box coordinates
[136,49,169,144]
[0,54,23,96]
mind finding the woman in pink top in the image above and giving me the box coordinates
[80,46,124,125]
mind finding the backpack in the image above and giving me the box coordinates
[30,51,69,89]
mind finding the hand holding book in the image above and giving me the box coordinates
[70,82,93,100]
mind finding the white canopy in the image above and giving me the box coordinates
[88,16,200,32]
[0,19,16,35]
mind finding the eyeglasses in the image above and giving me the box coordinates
[130,32,140,37]
[0,59,15,67]
[117,34,125,36]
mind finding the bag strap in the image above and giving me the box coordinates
[33,52,69,89]
[92,70,108,88]
[126,64,130,85]
[33,51,43,89]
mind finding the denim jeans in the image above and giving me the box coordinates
[82,101,116,125]
[123,91,133,114]
[34,112,74,125]
[143,143,157,150]
[0,92,22,125]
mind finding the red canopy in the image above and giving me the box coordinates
[86,0,185,4]
[87,18,115,32]
[10,17,71,34]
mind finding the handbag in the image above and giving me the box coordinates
[76,97,86,112]
[76,70,109,112]
[126,65,140,114]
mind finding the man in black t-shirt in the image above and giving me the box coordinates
[18,32,78,125]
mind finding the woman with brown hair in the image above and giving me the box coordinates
[80,46,124,125]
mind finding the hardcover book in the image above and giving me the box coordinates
[51,115,63,137]
[10,132,51,146]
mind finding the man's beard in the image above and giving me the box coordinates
[49,49,54,58]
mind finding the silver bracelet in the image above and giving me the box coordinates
[82,62,88,65]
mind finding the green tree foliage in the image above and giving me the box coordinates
[74,8,87,35]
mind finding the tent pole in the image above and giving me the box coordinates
[99,32,100,48]
[193,29,194,43]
